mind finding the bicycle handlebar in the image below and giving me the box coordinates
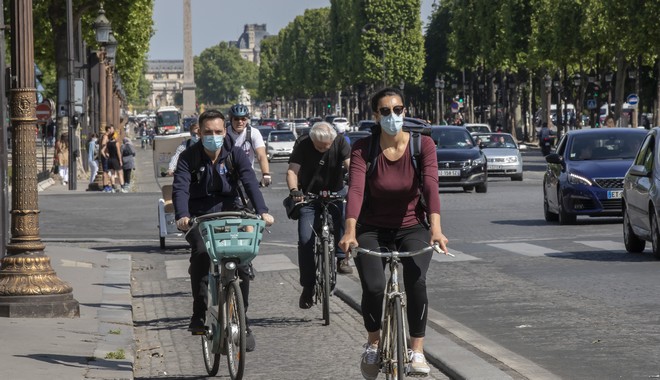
[187,210,261,230]
[351,244,453,258]
[304,191,345,202]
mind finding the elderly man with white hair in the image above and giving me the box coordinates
[286,121,353,309]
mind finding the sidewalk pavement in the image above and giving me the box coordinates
[0,178,519,380]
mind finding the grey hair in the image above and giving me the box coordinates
[309,121,337,142]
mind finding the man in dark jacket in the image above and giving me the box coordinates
[173,109,274,351]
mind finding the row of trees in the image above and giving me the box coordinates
[253,0,660,133]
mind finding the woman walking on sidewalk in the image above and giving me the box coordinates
[121,137,136,191]
[56,134,70,185]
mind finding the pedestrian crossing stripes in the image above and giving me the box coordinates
[487,242,561,257]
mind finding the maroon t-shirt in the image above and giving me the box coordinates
[345,135,441,229]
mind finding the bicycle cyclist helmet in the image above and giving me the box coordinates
[229,104,250,118]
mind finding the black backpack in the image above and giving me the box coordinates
[363,125,431,226]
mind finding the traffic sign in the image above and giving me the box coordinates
[335,104,341,113]
[450,101,459,113]
[586,99,597,110]
[36,102,51,121]
[627,93,639,106]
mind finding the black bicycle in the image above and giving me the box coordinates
[305,191,344,326]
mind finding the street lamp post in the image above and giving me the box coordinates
[544,74,552,132]
[553,74,563,138]
[572,73,581,129]
[434,76,441,124]
[605,71,613,113]
[0,0,79,317]
[439,75,445,124]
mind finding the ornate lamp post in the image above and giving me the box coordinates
[0,0,79,317]
[604,71,613,110]
[438,75,445,124]
[94,5,111,132]
[544,74,552,130]
[434,76,441,124]
[572,73,581,129]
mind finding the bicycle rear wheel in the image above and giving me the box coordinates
[202,279,221,376]
[321,238,331,326]
[225,280,246,380]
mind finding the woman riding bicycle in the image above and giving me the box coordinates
[339,87,449,379]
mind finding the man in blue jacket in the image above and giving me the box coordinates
[173,109,274,351]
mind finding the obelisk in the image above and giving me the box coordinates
[182,0,196,116]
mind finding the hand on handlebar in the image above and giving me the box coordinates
[339,233,358,256]
[176,216,191,231]
[260,174,272,187]
[290,189,304,203]
[261,213,275,227]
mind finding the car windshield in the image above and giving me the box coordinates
[257,127,272,139]
[568,133,644,161]
[478,134,516,148]
[270,132,296,142]
[431,129,475,149]
[467,126,490,133]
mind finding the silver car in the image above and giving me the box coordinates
[474,133,525,181]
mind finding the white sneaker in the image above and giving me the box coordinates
[360,343,380,380]
[407,350,430,376]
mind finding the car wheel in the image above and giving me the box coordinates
[543,188,558,222]
[652,213,660,260]
[462,186,474,192]
[558,190,576,225]
[511,173,523,181]
[623,205,645,253]
[475,181,487,193]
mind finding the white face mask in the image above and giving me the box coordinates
[380,113,404,135]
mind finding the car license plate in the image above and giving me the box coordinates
[438,170,460,177]
[489,165,502,170]
[608,190,622,199]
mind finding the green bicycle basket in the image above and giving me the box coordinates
[200,218,266,263]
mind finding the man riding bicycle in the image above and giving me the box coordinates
[286,121,352,309]
[172,109,274,352]
[227,104,271,187]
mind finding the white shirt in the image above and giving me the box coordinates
[228,125,265,168]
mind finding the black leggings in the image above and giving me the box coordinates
[354,223,433,338]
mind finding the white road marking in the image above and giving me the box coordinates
[488,242,561,257]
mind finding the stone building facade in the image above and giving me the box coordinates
[144,60,183,110]
[232,24,269,65]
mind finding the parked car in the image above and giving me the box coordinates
[346,131,371,146]
[430,125,488,193]
[332,117,350,134]
[464,123,491,135]
[622,127,660,256]
[543,128,646,225]
[473,133,525,181]
[266,130,297,162]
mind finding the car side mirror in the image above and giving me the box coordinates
[545,153,563,165]
[628,164,651,178]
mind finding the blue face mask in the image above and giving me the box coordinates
[202,135,224,152]
[380,113,404,136]
[190,134,199,144]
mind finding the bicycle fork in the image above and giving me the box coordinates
[380,263,411,377]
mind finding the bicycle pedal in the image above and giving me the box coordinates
[189,329,205,336]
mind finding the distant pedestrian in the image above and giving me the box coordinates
[87,133,99,186]
[166,122,199,176]
[100,125,114,192]
[104,128,126,193]
[604,114,616,128]
[56,134,69,185]
[121,137,136,191]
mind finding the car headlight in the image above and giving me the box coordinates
[504,156,518,163]
[470,156,486,166]
[568,172,592,186]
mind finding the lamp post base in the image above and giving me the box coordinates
[0,252,80,318]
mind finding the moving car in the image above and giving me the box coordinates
[430,125,488,193]
[622,127,660,257]
[266,130,297,162]
[259,118,279,128]
[255,125,274,140]
[332,117,350,134]
[346,131,371,146]
[473,132,525,181]
[357,120,376,133]
[464,123,491,135]
[543,128,646,225]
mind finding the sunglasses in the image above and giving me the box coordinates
[378,105,404,116]
[232,117,248,122]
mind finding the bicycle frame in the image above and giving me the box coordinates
[206,258,241,355]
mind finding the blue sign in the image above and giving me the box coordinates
[586,99,597,110]
[450,101,459,113]
[627,93,639,106]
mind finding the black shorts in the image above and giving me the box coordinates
[107,158,122,171]
[101,156,109,172]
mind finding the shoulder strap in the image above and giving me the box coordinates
[225,151,252,211]
[409,130,423,184]
[365,129,381,178]
[246,126,253,152]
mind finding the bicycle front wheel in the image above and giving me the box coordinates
[394,296,406,380]
[225,280,246,380]
[321,238,331,326]
[202,279,221,376]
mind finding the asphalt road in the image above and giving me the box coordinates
[36,143,660,380]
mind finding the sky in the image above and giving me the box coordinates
[148,0,436,60]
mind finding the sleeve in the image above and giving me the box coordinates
[288,138,305,165]
[234,147,269,214]
[87,141,94,162]
[168,142,186,172]
[251,127,265,149]
[339,137,351,160]
[172,150,192,219]
[345,138,369,220]
[420,136,441,214]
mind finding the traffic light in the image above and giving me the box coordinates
[593,85,600,99]
[327,102,331,109]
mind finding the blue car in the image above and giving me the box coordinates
[543,128,647,224]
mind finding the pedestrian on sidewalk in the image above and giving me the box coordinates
[87,133,99,186]
[103,128,126,193]
[55,134,70,186]
[121,137,136,191]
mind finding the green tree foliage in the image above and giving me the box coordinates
[194,42,259,105]
[258,35,282,99]
[26,0,153,106]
